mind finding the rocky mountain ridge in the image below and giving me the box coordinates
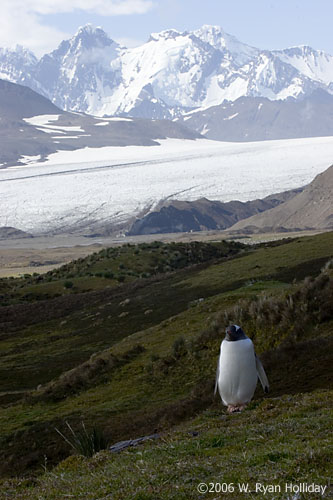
[1,24,333,119]
[177,89,333,142]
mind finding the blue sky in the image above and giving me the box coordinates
[1,0,333,56]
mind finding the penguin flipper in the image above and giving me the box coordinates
[214,356,220,396]
[255,354,269,393]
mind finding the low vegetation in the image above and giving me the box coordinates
[0,232,332,498]
[0,240,243,305]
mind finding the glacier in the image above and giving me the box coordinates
[1,137,333,235]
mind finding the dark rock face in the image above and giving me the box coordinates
[0,227,32,239]
[128,189,302,235]
[129,206,219,235]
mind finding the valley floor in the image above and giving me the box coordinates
[0,228,328,278]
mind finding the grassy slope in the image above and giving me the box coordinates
[0,233,332,496]
[2,390,332,499]
[0,241,243,392]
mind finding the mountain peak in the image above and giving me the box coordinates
[196,24,225,36]
[149,29,183,42]
[75,24,107,37]
[194,24,258,64]
[193,25,228,50]
[0,44,36,60]
[70,24,116,49]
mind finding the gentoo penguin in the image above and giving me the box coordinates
[215,325,269,413]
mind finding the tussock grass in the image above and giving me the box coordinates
[194,265,333,353]
[55,422,109,458]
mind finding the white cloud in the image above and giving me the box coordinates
[0,0,155,56]
[115,37,145,48]
[3,0,155,16]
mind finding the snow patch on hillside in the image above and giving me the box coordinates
[23,115,61,127]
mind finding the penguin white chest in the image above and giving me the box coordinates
[217,338,257,406]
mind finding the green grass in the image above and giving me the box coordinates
[1,390,331,499]
[0,232,332,491]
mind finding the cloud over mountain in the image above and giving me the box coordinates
[0,1,154,56]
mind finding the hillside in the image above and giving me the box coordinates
[0,226,32,240]
[177,90,333,142]
[0,232,332,499]
[230,165,333,232]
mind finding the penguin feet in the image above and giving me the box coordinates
[227,405,241,413]
[227,404,247,413]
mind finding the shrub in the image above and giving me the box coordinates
[103,272,114,279]
[172,336,187,359]
[64,281,73,289]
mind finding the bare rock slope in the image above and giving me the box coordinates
[229,165,333,232]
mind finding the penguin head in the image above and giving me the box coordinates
[225,325,247,341]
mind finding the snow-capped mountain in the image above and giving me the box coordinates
[33,25,122,113]
[0,45,37,88]
[273,46,333,87]
[0,24,333,119]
